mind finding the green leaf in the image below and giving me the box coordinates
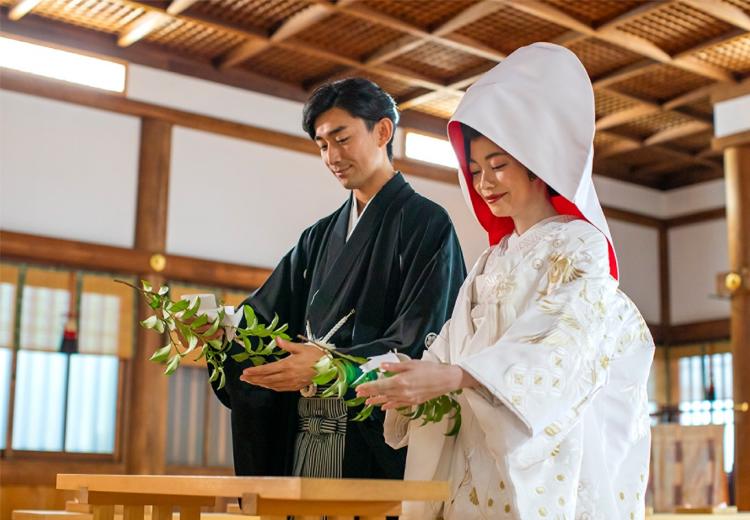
[164,354,180,375]
[208,366,219,382]
[207,339,223,350]
[205,317,221,337]
[250,356,266,366]
[141,280,153,292]
[232,352,250,362]
[186,333,198,353]
[140,315,159,330]
[149,344,172,363]
[168,299,190,313]
[344,396,366,407]
[153,319,165,334]
[269,314,279,330]
[149,295,161,310]
[218,370,226,390]
[312,368,337,386]
[243,305,256,328]
[445,408,462,436]
[191,314,208,329]
[352,404,375,422]
[183,297,200,320]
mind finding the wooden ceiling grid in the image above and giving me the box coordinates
[2,0,750,189]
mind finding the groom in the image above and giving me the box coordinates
[210,77,466,479]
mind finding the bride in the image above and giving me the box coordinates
[356,43,655,520]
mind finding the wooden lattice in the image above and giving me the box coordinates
[145,17,245,60]
[291,12,403,61]
[606,63,715,102]
[616,2,735,55]
[569,37,644,80]
[609,111,697,140]
[453,5,569,55]
[414,92,463,119]
[388,41,492,82]
[693,33,750,75]
[243,46,340,84]
[595,90,642,119]
[12,0,144,34]
[186,0,312,34]
[541,0,646,26]
[360,0,477,31]
[670,131,713,152]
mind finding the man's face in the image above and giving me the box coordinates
[313,107,387,190]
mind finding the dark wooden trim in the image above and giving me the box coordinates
[135,118,172,251]
[602,206,663,228]
[713,129,750,151]
[0,230,271,291]
[665,207,726,228]
[669,318,731,344]
[647,322,664,345]
[658,224,671,345]
[0,230,151,274]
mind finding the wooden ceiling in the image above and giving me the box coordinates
[2,0,750,190]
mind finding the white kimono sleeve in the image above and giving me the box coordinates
[458,225,617,442]
[383,320,452,449]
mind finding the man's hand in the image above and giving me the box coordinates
[355,360,478,410]
[239,338,323,392]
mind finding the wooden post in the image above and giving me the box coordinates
[125,118,173,475]
[725,144,750,509]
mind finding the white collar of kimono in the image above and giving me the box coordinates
[447,42,618,279]
[347,192,373,241]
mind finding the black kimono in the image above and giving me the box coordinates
[211,173,466,478]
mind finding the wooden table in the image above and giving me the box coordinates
[56,474,450,520]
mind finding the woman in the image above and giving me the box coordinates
[356,43,654,519]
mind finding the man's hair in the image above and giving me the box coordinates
[459,122,558,196]
[302,77,400,161]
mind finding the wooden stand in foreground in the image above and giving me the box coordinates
[56,474,450,520]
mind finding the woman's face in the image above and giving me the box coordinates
[468,135,546,218]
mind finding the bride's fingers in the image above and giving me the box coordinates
[365,395,389,406]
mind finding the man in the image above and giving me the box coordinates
[211,77,466,479]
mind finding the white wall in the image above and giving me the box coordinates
[609,220,661,324]
[669,219,730,324]
[127,65,307,138]
[0,90,139,248]
[715,93,750,138]
[167,127,342,268]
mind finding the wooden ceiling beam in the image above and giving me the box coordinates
[596,105,660,130]
[166,0,201,16]
[8,0,42,21]
[432,0,503,37]
[494,0,736,83]
[643,120,713,147]
[335,2,504,61]
[217,3,332,68]
[397,68,486,111]
[681,0,750,32]
[365,0,502,66]
[119,1,458,97]
[117,11,170,48]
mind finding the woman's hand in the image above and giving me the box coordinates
[355,360,478,410]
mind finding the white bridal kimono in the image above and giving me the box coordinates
[385,43,655,519]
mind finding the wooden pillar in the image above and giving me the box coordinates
[725,144,750,509]
[125,118,172,474]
